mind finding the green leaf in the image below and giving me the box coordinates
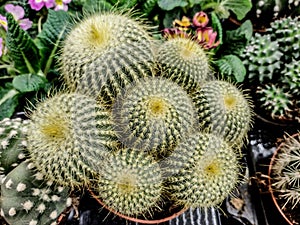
[214,55,246,82]
[36,10,71,75]
[223,20,253,55]
[158,0,188,11]
[12,74,47,93]
[6,14,41,74]
[211,12,223,45]
[82,0,113,12]
[0,88,19,120]
[220,0,252,20]
[141,0,158,16]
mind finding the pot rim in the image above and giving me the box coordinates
[267,133,300,225]
[88,188,188,224]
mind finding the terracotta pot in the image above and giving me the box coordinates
[88,189,188,224]
[268,133,299,225]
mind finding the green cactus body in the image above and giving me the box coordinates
[271,133,300,209]
[241,33,283,82]
[165,132,240,208]
[93,148,162,217]
[1,160,70,225]
[268,17,300,61]
[281,60,300,95]
[0,118,29,176]
[191,80,253,146]
[60,11,155,105]
[112,77,197,156]
[155,37,210,92]
[27,92,117,188]
[257,84,293,120]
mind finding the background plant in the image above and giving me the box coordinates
[241,16,300,122]
[270,132,300,210]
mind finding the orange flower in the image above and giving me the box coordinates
[173,16,192,30]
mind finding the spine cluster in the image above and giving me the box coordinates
[271,133,300,209]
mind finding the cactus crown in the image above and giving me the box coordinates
[26,92,117,188]
[165,132,241,208]
[112,77,197,156]
[60,10,156,106]
[93,148,163,217]
[191,80,253,146]
[155,37,210,91]
[271,132,300,209]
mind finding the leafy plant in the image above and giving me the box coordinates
[0,8,71,120]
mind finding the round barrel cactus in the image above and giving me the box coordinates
[26,92,117,188]
[155,37,210,92]
[92,148,163,217]
[165,132,240,208]
[60,11,156,105]
[191,80,253,146]
[112,77,197,157]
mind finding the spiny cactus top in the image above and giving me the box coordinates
[241,33,283,82]
[155,37,210,91]
[112,77,197,156]
[165,132,240,208]
[92,148,163,217]
[267,16,300,61]
[270,132,300,209]
[1,160,70,225]
[0,118,29,176]
[191,80,253,146]
[60,11,155,105]
[26,92,117,188]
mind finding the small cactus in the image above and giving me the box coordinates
[155,37,211,91]
[241,33,283,82]
[1,160,70,225]
[26,92,117,188]
[60,11,155,105]
[112,77,197,156]
[267,16,300,61]
[242,16,300,122]
[257,84,293,120]
[165,132,240,208]
[190,80,253,146]
[92,148,163,217]
[270,132,300,209]
[0,118,29,176]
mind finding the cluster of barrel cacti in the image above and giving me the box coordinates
[1,10,253,223]
[270,132,300,209]
[241,16,300,122]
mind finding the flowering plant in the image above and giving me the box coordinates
[0,1,74,120]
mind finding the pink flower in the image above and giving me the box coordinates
[0,14,7,31]
[0,37,3,57]
[28,0,55,11]
[193,11,209,28]
[196,27,220,49]
[5,4,33,30]
[53,0,72,11]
